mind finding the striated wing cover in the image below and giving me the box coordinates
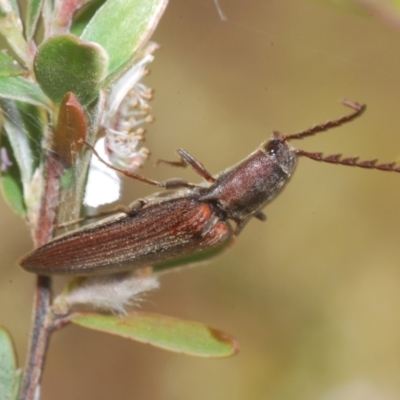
[20,198,232,275]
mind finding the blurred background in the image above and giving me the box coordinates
[2,1,400,399]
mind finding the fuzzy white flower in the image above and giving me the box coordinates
[84,43,158,207]
[53,271,159,315]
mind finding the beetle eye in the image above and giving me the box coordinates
[264,139,281,155]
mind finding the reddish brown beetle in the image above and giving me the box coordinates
[20,100,399,275]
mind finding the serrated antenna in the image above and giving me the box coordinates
[282,100,400,173]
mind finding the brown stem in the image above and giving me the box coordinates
[32,155,62,246]
[19,154,63,400]
[19,277,53,400]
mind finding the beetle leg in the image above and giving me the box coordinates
[162,178,197,189]
[84,140,212,190]
[157,149,216,183]
[118,199,148,216]
[254,211,267,221]
[82,140,168,188]
[177,149,216,183]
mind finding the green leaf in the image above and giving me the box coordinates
[0,76,51,108]
[0,327,18,400]
[12,370,21,400]
[51,0,96,34]
[0,99,46,186]
[80,0,168,80]
[0,171,25,216]
[0,99,34,184]
[0,1,30,67]
[72,312,239,357]
[56,92,106,225]
[14,101,46,172]
[25,0,43,42]
[0,130,25,216]
[70,0,106,37]
[154,238,234,273]
[54,92,87,168]
[34,34,109,105]
[0,51,24,77]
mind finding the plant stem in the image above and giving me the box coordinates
[19,154,63,400]
[19,277,53,400]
